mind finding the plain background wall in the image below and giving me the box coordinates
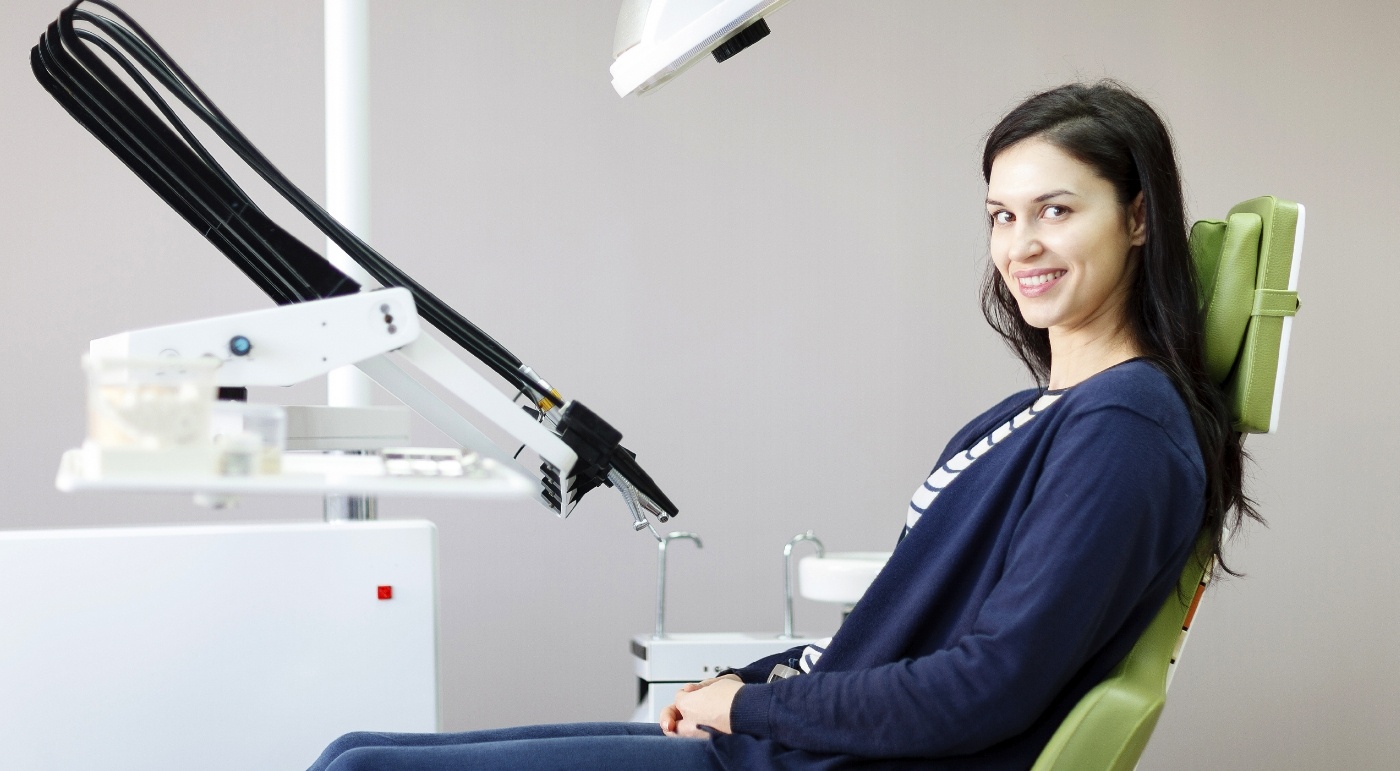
[2,1,1396,767]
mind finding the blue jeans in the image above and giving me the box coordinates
[306,722,723,771]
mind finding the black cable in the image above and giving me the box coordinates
[72,16,250,202]
[40,10,330,305]
[80,28,250,195]
[35,21,343,304]
[43,13,309,306]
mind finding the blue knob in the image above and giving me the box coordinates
[229,335,252,356]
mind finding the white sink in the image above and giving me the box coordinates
[798,552,891,605]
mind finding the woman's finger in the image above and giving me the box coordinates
[659,704,679,735]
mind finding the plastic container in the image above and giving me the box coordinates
[86,357,219,450]
[212,401,287,475]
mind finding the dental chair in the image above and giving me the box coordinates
[1030,196,1305,771]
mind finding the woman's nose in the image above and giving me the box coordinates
[1007,223,1043,263]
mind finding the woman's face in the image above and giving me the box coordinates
[985,138,1145,340]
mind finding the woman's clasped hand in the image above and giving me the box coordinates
[660,675,743,738]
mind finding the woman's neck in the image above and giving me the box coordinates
[1046,324,1144,390]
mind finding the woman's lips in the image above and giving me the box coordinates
[1015,269,1066,298]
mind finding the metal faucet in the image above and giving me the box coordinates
[781,531,824,639]
[654,531,702,639]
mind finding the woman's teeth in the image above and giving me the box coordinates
[1019,270,1065,287]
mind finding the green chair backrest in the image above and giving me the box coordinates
[1193,197,1305,433]
[1030,196,1304,771]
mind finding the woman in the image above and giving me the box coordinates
[308,81,1255,771]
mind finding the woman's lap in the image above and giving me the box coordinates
[308,722,721,771]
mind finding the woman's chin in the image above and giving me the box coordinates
[1013,304,1056,330]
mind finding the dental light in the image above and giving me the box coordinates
[31,1,681,534]
[611,0,793,97]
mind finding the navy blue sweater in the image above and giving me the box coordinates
[710,360,1205,769]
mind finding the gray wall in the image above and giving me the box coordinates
[3,1,1396,767]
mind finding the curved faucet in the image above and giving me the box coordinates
[781,531,825,639]
[654,531,703,639]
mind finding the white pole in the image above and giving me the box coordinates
[325,0,376,520]
[325,0,374,408]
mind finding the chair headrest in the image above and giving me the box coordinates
[1189,196,1304,434]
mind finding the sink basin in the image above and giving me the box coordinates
[799,552,892,605]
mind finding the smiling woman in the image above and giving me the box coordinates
[985,139,1146,387]
[978,81,1257,581]
[306,81,1258,771]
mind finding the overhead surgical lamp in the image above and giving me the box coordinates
[611,0,793,97]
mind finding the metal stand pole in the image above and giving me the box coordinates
[324,0,377,521]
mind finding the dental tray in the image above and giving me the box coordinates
[55,448,534,500]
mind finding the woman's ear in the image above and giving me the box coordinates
[1129,192,1147,246]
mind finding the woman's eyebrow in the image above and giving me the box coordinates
[985,189,1078,207]
[1034,189,1075,202]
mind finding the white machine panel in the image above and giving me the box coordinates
[0,521,438,771]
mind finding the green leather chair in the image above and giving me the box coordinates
[1029,196,1305,771]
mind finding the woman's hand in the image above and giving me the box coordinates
[660,674,742,738]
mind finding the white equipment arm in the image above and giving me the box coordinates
[360,337,578,513]
[90,288,420,387]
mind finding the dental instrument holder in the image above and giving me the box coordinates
[32,1,677,534]
[781,531,824,639]
[654,531,702,639]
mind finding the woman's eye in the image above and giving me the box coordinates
[990,210,1013,225]
[1042,204,1069,219]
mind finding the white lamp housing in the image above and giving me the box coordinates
[611,0,793,97]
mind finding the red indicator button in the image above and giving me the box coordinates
[377,585,393,600]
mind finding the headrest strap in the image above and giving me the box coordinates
[1252,289,1299,318]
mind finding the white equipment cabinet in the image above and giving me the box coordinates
[0,520,438,771]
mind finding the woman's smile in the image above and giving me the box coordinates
[1014,268,1067,297]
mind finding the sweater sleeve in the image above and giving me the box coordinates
[727,405,1203,758]
[723,645,806,684]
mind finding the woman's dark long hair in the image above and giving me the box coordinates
[980,81,1259,576]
